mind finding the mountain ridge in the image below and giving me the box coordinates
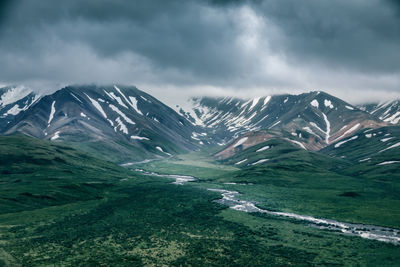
[0,85,396,162]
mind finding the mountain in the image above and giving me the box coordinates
[176,91,387,150]
[0,85,40,131]
[2,85,205,162]
[321,125,400,164]
[1,87,395,161]
[359,100,400,124]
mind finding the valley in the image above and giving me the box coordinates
[1,85,400,266]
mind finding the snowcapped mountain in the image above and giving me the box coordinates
[359,100,400,125]
[0,86,40,131]
[2,85,204,162]
[176,91,386,150]
[2,86,396,162]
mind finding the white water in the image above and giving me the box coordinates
[134,169,196,185]
[208,189,400,245]
[123,167,400,244]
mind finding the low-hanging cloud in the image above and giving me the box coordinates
[0,0,399,104]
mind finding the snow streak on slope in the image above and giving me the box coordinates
[131,135,149,140]
[289,139,306,150]
[251,159,269,165]
[249,97,260,111]
[256,145,270,152]
[50,131,60,140]
[156,146,171,156]
[334,135,358,148]
[113,85,135,110]
[115,117,128,134]
[377,161,400,165]
[235,159,248,165]
[379,142,400,153]
[109,104,135,124]
[234,137,248,147]
[105,90,128,109]
[3,104,23,116]
[332,123,360,143]
[85,94,107,119]
[322,113,330,143]
[48,101,56,125]
[128,97,143,115]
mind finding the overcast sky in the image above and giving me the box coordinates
[0,0,399,104]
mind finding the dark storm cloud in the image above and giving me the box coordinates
[252,0,400,73]
[0,0,247,83]
[0,0,399,103]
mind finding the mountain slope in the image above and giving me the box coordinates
[176,91,386,150]
[0,85,40,131]
[359,100,400,124]
[320,125,400,164]
[0,135,139,213]
[2,85,203,162]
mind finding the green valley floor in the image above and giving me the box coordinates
[1,137,399,266]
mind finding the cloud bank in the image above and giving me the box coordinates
[0,0,399,104]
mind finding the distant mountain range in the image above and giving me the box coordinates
[0,84,398,163]
[0,85,205,162]
[175,92,388,150]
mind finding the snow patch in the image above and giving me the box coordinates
[310,99,319,108]
[249,97,260,110]
[332,123,360,143]
[381,137,394,142]
[302,126,317,136]
[50,131,60,140]
[269,120,281,129]
[379,142,400,153]
[70,93,83,103]
[377,161,400,165]
[289,140,306,149]
[128,96,143,115]
[256,145,270,152]
[322,113,331,143]
[104,90,128,109]
[48,101,56,125]
[85,94,107,118]
[345,105,354,110]
[233,137,248,147]
[334,135,358,148]
[130,135,150,140]
[251,159,269,165]
[324,99,334,108]
[113,85,136,110]
[384,111,400,124]
[235,159,248,165]
[115,117,128,134]
[156,146,171,156]
[3,104,23,116]
[261,96,271,111]
[109,104,135,124]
